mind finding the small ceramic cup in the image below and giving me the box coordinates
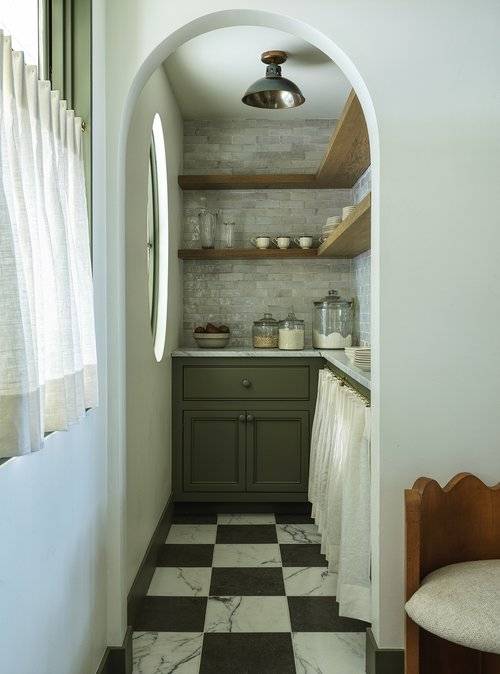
[272,236,291,249]
[294,236,314,249]
[250,236,271,249]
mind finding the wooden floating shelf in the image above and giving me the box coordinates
[178,192,371,260]
[316,89,370,188]
[318,192,371,258]
[177,89,370,191]
[178,248,319,260]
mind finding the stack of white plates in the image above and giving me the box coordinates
[345,346,371,371]
[320,215,341,242]
[342,205,356,220]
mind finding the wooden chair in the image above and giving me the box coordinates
[405,472,500,674]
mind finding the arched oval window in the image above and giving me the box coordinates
[147,113,169,361]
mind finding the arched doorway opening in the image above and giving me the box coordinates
[113,6,380,657]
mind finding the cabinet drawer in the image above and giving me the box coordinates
[183,364,310,400]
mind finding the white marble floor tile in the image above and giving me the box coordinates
[165,524,217,544]
[205,596,291,632]
[293,632,366,674]
[212,543,281,567]
[283,567,338,596]
[217,513,276,525]
[133,631,202,674]
[147,567,212,597]
[276,523,321,544]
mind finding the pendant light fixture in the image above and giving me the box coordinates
[242,50,305,110]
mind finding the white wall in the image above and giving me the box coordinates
[99,0,500,651]
[125,67,183,590]
[0,3,109,671]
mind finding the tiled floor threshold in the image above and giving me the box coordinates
[132,513,369,673]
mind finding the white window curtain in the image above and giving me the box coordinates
[308,368,371,623]
[0,32,98,458]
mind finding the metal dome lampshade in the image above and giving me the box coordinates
[242,50,305,110]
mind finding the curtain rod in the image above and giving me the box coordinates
[324,366,371,407]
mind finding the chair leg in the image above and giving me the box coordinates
[405,617,420,674]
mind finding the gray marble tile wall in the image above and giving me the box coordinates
[183,118,334,175]
[181,119,372,347]
[351,167,372,345]
[183,259,352,347]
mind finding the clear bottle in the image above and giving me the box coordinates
[199,208,216,249]
[312,290,353,349]
[222,221,236,249]
[252,313,279,349]
[278,312,305,350]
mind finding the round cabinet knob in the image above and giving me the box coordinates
[241,378,251,388]
[238,414,246,422]
[246,414,254,422]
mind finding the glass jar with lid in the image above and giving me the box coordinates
[312,290,353,349]
[278,312,305,350]
[252,313,279,349]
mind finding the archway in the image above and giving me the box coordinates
[112,6,380,648]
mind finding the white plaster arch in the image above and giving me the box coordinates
[111,7,380,644]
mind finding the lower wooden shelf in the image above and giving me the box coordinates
[178,248,319,260]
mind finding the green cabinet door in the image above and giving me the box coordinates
[183,410,246,492]
[245,410,310,492]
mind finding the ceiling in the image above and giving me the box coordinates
[163,26,352,120]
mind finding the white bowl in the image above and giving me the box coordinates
[193,333,230,349]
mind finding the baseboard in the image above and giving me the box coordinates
[127,495,174,626]
[173,501,312,514]
[96,627,133,674]
[366,628,404,674]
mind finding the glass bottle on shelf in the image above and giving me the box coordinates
[199,208,216,249]
[222,221,236,249]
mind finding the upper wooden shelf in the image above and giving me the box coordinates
[178,247,319,260]
[318,192,371,258]
[316,89,370,188]
[177,89,370,191]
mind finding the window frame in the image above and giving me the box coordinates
[147,138,160,337]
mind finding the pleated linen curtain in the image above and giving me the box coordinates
[0,32,98,458]
[308,369,371,623]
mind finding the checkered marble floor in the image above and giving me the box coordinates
[132,513,368,674]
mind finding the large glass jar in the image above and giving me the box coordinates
[279,312,305,350]
[312,290,353,349]
[252,313,279,348]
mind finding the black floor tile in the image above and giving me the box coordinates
[280,544,328,567]
[210,567,285,596]
[216,524,278,544]
[288,596,369,632]
[200,633,295,674]
[134,596,207,631]
[157,544,214,567]
[275,514,315,524]
[172,514,217,524]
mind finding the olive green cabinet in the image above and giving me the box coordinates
[173,357,321,502]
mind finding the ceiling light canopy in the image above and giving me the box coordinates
[242,50,305,110]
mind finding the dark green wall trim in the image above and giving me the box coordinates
[96,627,133,674]
[366,628,404,674]
[127,495,174,626]
[174,502,311,515]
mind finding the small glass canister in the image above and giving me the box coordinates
[252,313,279,349]
[278,312,305,350]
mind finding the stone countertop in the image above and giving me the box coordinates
[172,347,371,390]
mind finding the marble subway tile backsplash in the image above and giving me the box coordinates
[181,119,372,347]
[183,259,352,347]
